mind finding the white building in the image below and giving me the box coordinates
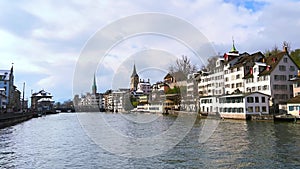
[218,92,270,119]
[286,95,300,117]
[107,89,130,112]
[137,79,151,95]
[199,96,218,115]
[243,50,298,108]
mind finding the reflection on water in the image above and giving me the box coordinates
[0,113,300,168]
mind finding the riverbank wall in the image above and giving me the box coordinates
[0,113,34,129]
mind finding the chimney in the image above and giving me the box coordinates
[283,45,288,53]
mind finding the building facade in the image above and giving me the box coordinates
[0,65,21,113]
[31,90,54,113]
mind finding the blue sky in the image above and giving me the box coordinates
[0,0,300,102]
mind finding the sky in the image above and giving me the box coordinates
[0,0,300,102]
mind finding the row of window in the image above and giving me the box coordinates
[201,75,224,82]
[274,75,287,81]
[219,97,243,103]
[219,107,244,113]
[220,106,267,113]
[274,94,288,100]
[200,99,213,103]
[273,85,288,90]
[202,74,295,85]
[246,85,269,92]
[246,96,266,103]
[279,65,296,71]
[257,76,269,82]
[224,67,241,74]
[247,106,267,112]
[288,106,300,111]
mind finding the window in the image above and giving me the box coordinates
[255,106,260,112]
[284,58,288,63]
[239,108,244,113]
[290,66,295,71]
[258,86,261,91]
[262,106,267,112]
[274,75,286,81]
[254,68,257,73]
[279,65,286,71]
[255,97,259,103]
[289,106,294,111]
[263,85,269,90]
[247,97,254,103]
[236,74,240,79]
[248,107,253,112]
[232,84,235,88]
[233,108,237,113]
[262,97,265,103]
[252,87,256,91]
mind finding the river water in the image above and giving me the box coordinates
[1,113,300,169]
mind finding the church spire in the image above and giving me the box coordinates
[131,63,137,77]
[92,73,97,95]
[10,63,14,74]
[229,37,238,54]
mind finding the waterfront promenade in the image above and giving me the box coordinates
[0,112,34,129]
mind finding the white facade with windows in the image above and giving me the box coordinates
[199,96,218,115]
[137,79,151,95]
[218,92,270,119]
[224,66,244,94]
[244,52,298,105]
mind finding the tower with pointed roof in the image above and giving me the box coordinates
[92,73,97,95]
[224,38,240,61]
[229,38,239,54]
[130,63,139,91]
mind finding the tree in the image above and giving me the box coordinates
[290,49,300,68]
[264,41,291,56]
[265,44,280,56]
[205,56,219,71]
[169,55,197,76]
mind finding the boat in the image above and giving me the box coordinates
[274,114,299,122]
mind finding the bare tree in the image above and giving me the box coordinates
[168,55,197,76]
[205,56,219,71]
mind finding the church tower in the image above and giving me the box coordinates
[130,63,139,91]
[92,73,97,95]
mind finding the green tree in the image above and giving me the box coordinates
[291,49,300,68]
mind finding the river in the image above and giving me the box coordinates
[1,113,300,168]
